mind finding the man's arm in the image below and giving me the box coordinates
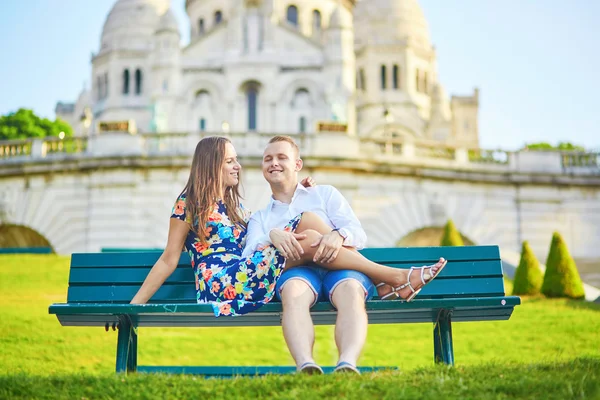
[311,185,368,263]
[323,185,367,249]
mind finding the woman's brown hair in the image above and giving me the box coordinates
[182,136,245,243]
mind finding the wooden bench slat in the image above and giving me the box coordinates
[68,260,504,285]
[66,277,506,303]
[50,296,520,314]
[53,303,517,327]
[360,246,500,263]
[69,246,500,268]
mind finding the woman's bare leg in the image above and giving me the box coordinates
[289,212,395,298]
[284,212,445,299]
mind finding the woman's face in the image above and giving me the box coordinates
[221,142,241,188]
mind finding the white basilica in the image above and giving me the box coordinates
[56,0,480,148]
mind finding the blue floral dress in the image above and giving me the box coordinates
[171,195,301,317]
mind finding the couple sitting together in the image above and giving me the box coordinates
[131,135,447,374]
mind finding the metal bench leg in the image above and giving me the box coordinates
[116,316,137,374]
[127,323,138,373]
[433,309,454,365]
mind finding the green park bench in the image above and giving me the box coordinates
[48,245,520,376]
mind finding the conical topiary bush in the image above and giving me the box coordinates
[512,241,543,296]
[440,220,464,246]
[541,232,585,299]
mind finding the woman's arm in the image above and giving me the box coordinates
[130,218,189,304]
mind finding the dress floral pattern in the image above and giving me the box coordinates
[171,195,301,317]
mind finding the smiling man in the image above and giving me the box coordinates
[242,135,385,374]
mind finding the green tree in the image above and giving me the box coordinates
[541,232,585,299]
[523,142,585,151]
[512,241,543,296]
[0,108,73,140]
[440,220,464,246]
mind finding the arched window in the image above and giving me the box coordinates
[312,10,321,33]
[393,65,399,89]
[246,85,259,131]
[135,69,142,95]
[380,65,387,90]
[299,116,307,133]
[287,5,298,26]
[199,118,206,132]
[123,69,130,95]
[198,18,205,34]
[214,10,222,25]
[359,68,366,91]
[104,72,109,97]
[423,72,428,94]
[293,88,310,108]
[96,76,103,100]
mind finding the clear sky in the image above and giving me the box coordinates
[0,0,598,151]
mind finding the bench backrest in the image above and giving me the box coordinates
[66,246,506,304]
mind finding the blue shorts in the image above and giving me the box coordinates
[275,266,375,307]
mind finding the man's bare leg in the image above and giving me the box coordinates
[280,279,318,370]
[331,280,368,367]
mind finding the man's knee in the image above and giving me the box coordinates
[331,279,367,310]
[280,279,316,309]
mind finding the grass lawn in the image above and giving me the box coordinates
[1,254,599,398]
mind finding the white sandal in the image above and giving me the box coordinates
[375,282,399,300]
[393,258,447,302]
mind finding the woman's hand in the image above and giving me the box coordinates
[269,228,307,260]
[300,176,315,188]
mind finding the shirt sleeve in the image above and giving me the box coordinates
[171,194,191,225]
[241,210,272,258]
[321,186,367,249]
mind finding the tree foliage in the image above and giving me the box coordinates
[523,142,585,152]
[0,108,73,140]
[541,232,585,299]
[440,220,464,246]
[512,241,543,296]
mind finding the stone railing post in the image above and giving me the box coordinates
[455,148,469,164]
[30,139,45,158]
[402,142,415,159]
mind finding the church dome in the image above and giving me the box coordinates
[329,6,352,29]
[156,9,179,34]
[100,0,170,50]
[354,0,431,49]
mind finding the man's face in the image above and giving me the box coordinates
[262,141,302,185]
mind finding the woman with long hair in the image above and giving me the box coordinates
[131,136,446,317]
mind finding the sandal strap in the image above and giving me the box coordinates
[394,267,417,293]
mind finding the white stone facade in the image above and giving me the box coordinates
[56,0,479,148]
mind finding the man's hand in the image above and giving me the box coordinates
[269,229,307,260]
[311,231,344,263]
[300,176,315,188]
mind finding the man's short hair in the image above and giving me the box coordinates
[268,135,300,157]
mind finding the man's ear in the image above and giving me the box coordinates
[295,158,303,171]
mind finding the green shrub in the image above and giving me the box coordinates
[541,232,585,299]
[512,241,543,296]
[440,220,464,246]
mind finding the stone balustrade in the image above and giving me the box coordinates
[0,132,598,176]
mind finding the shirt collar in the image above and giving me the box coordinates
[268,183,308,210]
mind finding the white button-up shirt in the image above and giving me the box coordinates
[241,184,367,258]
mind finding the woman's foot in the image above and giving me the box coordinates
[389,258,447,301]
[375,282,399,300]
